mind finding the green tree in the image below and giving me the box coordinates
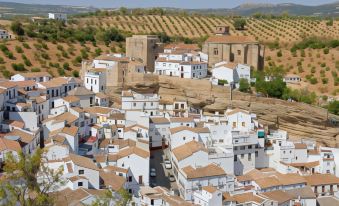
[233,18,246,30]
[10,21,25,36]
[327,100,339,115]
[0,149,64,206]
[72,70,79,77]
[239,78,251,93]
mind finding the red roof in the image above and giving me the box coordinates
[86,136,97,143]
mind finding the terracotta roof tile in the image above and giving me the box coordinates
[68,154,99,171]
[172,141,207,161]
[181,164,226,179]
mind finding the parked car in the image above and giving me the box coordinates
[169,175,175,182]
[150,168,156,177]
[164,159,172,169]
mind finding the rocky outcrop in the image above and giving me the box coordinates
[106,73,339,147]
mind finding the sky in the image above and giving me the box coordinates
[2,0,337,9]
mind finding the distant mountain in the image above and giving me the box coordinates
[0,1,338,18]
[185,2,339,17]
[0,1,96,18]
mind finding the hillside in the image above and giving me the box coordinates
[0,1,96,18]
[0,14,338,96]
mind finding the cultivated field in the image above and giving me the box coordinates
[76,15,339,43]
[0,15,338,96]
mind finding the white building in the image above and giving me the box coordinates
[121,90,159,116]
[0,29,11,39]
[11,72,51,82]
[193,186,223,206]
[177,163,234,201]
[211,62,250,88]
[48,13,67,21]
[84,70,106,93]
[155,58,207,79]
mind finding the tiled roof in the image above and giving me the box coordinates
[170,126,209,134]
[232,192,264,204]
[68,154,99,171]
[0,137,22,152]
[202,186,218,194]
[6,129,35,144]
[99,171,126,191]
[261,190,293,204]
[181,164,226,179]
[62,95,80,103]
[170,117,194,123]
[84,106,113,115]
[61,126,78,137]
[172,141,207,161]
[68,86,94,96]
[150,117,170,124]
[304,174,339,186]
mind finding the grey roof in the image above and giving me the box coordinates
[68,87,95,96]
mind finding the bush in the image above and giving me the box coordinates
[322,78,328,84]
[0,57,4,64]
[31,68,41,72]
[2,70,12,79]
[75,56,82,63]
[72,70,79,77]
[63,62,70,70]
[11,63,25,71]
[22,42,31,49]
[58,68,65,76]
[309,77,318,84]
[41,53,50,60]
[15,46,23,53]
[24,58,32,66]
[10,21,24,36]
[277,50,282,57]
[326,100,339,115]
[239,79,251,93]
[323,47,329,55]
[282,88,317,104]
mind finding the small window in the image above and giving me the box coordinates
[213,48,218,55]
[237,50,241,55]
[242,122,245,127]
[78,182,83,186]
[241,154,244,159]
[78,170,84,175]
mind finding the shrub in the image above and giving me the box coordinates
[72,70,79,77]
[63,62,70,70]
[11,63,25,71]
[10,21,24,36]
[31,68,41,72]
[309,77,318,84]
[239,79,251,93]
[0,57,4,64]
[323,47,329,55]
[15,46,23,53]
[277,50,282,57]
[41,53,50,60]
[24,59,32,66]
[322,78,328,84]
[75,56,82,63]
[326,100,339,115]
[58,68,65,76]
[22,42,31,49]
[2,70,12,79]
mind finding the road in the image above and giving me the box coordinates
[150,148,178,191]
